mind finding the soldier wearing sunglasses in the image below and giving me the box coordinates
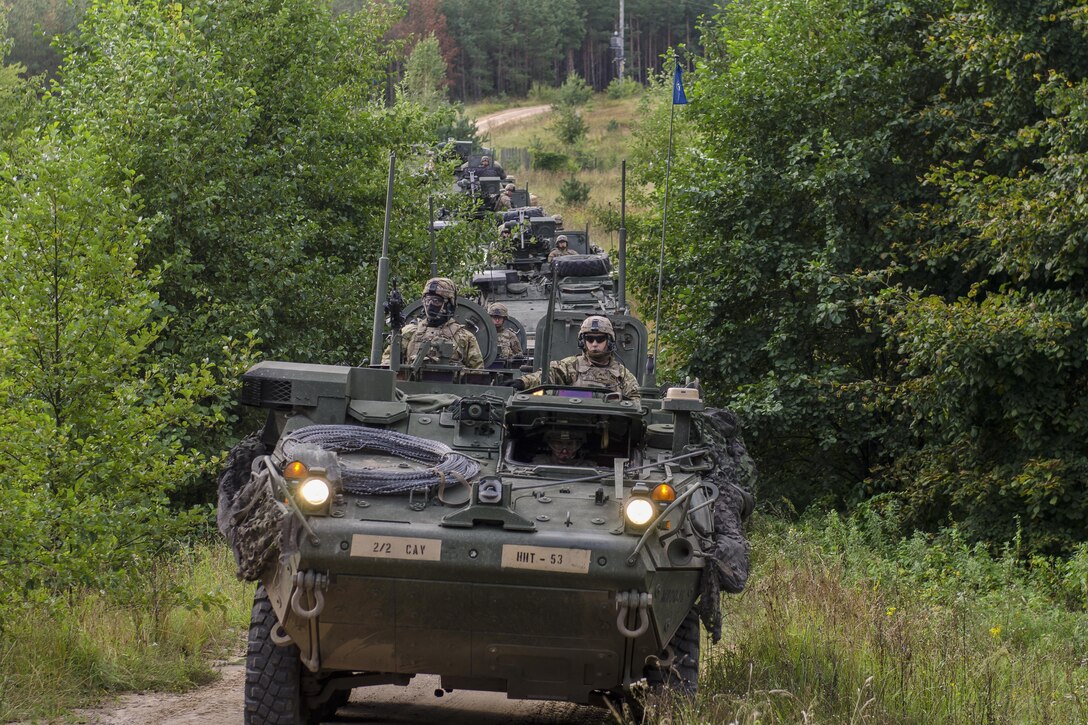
[508,316,640,399]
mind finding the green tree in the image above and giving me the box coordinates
[401,33,449,108]
[56,0,460,474]
[0,5,41,145]
[0,127,239,599]
[630,0,1088,553]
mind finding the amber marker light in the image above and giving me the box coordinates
[651,484,676,503]
[284,461,308,480]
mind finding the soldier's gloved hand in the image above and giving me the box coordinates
[504,379,526,391]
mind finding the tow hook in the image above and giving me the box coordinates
[290,570,328,620]
[615,590,652,638]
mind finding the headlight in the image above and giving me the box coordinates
[298,477,331,506]
[624,497,655,527]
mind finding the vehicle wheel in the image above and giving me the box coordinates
[552,254,611,277]
[245,585,329,725]
[644,608,700,697]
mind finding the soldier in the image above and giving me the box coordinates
[553,214,564,230]
[382,277,484,368]
[497,183,515,210]
[488,302,523,359]
[547,235,578,263]
[478,155,506,180]
[508,316,640,399]
[531,429,590,466]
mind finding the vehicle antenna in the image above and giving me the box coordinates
[539,261,560,386]
[618,159,627,313]
[428,195,438,277]
[369,151,396,365]
[651,86,678,379]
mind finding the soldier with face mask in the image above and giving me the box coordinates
[382,277,484,368]
[488,302,522,359]
[508,316,639,399]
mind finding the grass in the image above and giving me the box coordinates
[0,541,252,721]
[650,508,1088,723]
[472,94,647,241]
[8,504,1088,723]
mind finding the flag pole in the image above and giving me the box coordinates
[652,62,686,375]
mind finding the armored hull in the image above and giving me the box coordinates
[224,362,718,722]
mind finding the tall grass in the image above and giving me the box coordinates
[662,507,1088,723]
[0,541,252,720]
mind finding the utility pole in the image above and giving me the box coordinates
[611,0,626,81]
[619,0,625,81]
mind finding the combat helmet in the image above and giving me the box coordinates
[423,277,457,302]
[579,315,615,345]
[422,277,457,324]
[487,302,509,318]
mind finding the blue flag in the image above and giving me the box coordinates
[672,63,688,105]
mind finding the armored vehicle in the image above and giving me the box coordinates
[218,158,752,724]
[474,220,617,354]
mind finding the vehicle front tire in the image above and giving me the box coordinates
[245,585,336,725]
[643,608,700,697]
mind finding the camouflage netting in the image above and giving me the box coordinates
[692,407,757,643]
[217,432,297,581]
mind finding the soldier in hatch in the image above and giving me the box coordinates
[508,316,640,399]
[497,183,516,210]
[488,302,523,359]
[547,234,578,263]
[532,429,590,466]
[382,277,484,368]
[478,155,506,180]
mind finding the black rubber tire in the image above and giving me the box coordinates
[245,586,324,725]
[644,608,700,697]
[552,254,611,277]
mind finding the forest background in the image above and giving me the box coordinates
[3,0,1088,722]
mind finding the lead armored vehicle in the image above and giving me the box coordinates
[219,258,752,725]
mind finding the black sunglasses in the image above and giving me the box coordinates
[582,334,609,344]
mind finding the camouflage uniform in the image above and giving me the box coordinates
[381,277,485,368]
[488,302,522,359]
[519,354,640,399]
[547,247,578,263]
[389,319,485,368]
[496,328,522,358]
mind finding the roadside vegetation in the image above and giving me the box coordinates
[0,541,251,720]
[2,0,1088,722]
[8,510,1088,722]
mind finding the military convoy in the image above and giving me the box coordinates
[217,143,754,725]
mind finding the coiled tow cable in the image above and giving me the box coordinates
[280,424,480,495]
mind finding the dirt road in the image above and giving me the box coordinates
[474,104,551,134]
[75,659,615,725]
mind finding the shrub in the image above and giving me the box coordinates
[531,148,568,171]
[606,77,641,99]
[555,72,592,108]
[551,105,586,145]
[528,81,557,103]
[559,176,590,205]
